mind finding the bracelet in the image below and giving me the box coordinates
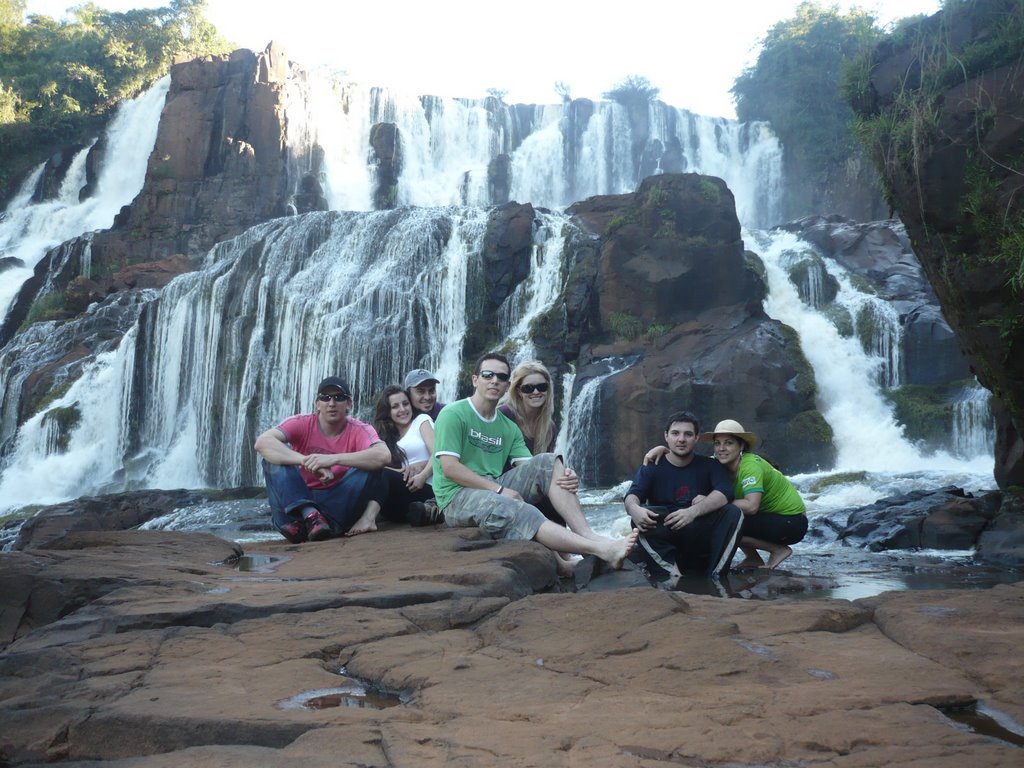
[495,485,504,494]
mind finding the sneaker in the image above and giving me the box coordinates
[279,520,306,544]
[303,509,333,541]
[407,500,443,527]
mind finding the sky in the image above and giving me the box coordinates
[24,0,943,118]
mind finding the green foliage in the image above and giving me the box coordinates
[645,323,669,342]
[698,178,721,204]
[603,74,660,107]
[607,311,643,341]
[22,289,67,325]
[732,2,883,214]
[885,384,953,446]
[605,214,633,235]
[0,0,231,191]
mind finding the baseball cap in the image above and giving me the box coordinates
[404,369,439,389]
[316,376,352,397]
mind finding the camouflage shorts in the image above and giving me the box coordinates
[443,453,558,540]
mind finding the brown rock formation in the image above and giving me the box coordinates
[850,0,1024,486]
[565,174,832,482]
[87,42,298,276]
[1,526,1021,765]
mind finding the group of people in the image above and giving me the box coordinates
[254,352,808,581]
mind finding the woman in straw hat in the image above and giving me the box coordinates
[700,419,807,570]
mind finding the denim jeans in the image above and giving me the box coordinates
[262,460,381,536]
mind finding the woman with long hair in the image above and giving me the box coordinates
[499,360,579,498]
[499,360,557,454]
[347,385,438,533]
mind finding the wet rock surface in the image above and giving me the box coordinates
[2,519,1022,767]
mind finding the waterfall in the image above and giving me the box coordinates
[498,211,571,360]
[564,359,634,485]
[3,205,593,508]
[308,84,784,227]
[0,78,169,322]
[952,385,995,459]
[752,228,989,471]
[0,325,139,510]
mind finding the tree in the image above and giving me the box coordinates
[603,74,659,107]
[0,0,231,194]
[731,2,883,218]
[554,80,572,103]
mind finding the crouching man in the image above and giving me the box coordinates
[255,376,390,542]
[433,352,637,573]
[625,411,743,580]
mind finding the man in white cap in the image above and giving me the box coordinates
[624,410,743,580]
[255,376,390,543]
[404,368,446,420]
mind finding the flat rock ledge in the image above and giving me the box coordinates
[1,527,1022,767]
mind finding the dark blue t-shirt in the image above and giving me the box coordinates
[627,454,734,509]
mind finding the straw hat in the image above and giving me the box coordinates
[700,419,758,448]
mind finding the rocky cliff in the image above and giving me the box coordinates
[849,0,1024,487]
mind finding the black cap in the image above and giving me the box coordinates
[317,376,352,397]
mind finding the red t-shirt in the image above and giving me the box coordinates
[278,413,381,489]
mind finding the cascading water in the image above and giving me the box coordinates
[304,82,784,226]
[952,385,996,459]
[0,78,169,323]
[0,205,584,509]
[564,358,636,485]
[751,227,991,476]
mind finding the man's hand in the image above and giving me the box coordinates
[302,453,335,472]
[628,504,660,532]
[663,507,698,530]
[316,468,335,483]
[555,467,580,494]
[497,486,523,500]
[642,445,669,465]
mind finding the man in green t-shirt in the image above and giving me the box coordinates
[433,351,637,574]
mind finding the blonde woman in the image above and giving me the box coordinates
[499,360,580,502]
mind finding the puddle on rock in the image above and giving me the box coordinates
[218,553,289,573]
[277,668,410,711]
[938,701,1024,747]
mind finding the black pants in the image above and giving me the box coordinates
[742,512,808,545]
[635,504,743,578]
[377,468,434,523]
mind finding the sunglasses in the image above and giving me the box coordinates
[477,370,511,382]
[519,382,549,394]
[317,393,351,402]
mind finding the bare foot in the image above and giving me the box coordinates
[734,555,765,571]
[556,557,576,578]
[602,529,640,570]
[345,515,378,537]
[766,545,793,570]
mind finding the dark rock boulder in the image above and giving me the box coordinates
[369,122,402,209]
[835,486,1024,565]
[565,173,831,483]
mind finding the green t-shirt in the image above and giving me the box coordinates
[735,453,805,516]
[432,398,531,510]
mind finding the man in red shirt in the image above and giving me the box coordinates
[255,377,390,542]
